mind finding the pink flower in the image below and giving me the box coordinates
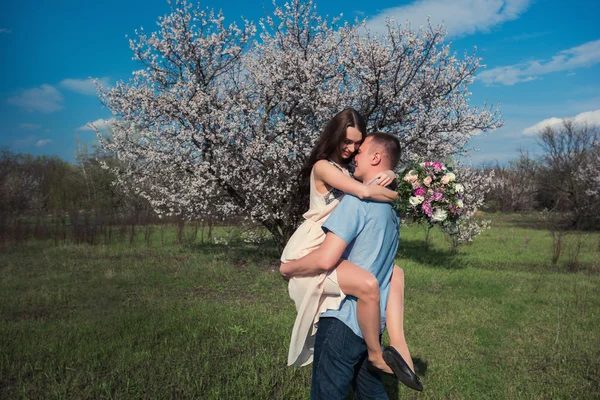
[424,161,432,167]
[423,176,432,187]
[403,173,417,183]
[411,181,421,189]
[421,201,432,216]
[440,175,450,185]
[431,191,443,202]
[433,162,443,172]
[450,204,462,216]
[414,187,426,196]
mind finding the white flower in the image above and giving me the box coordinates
[409,195,424,206]
[456,199,464,208]
[453,183,464,193]
[432,208,448,222]
[446,172,456,182]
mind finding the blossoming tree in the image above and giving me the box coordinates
[96,0,502,250]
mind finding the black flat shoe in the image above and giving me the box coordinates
[382,346,423,392]
[366,358,394,376]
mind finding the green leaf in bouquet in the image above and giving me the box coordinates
[445,156,455,170]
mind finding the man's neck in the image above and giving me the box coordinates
[361,168,386,185]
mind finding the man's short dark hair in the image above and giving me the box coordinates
[367,132,401,170]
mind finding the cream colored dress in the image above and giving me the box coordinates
[281,162,350,367]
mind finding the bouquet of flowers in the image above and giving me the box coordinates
[394,161,464,231]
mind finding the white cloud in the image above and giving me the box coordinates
[59,77,110,95]
[8,84,64,113]
[522,117,563,136]
[366,0,531,38]
[77,118,115,132]
[19,123,41,130]
[12,135,52,148]
[479,39,600,86]
[523,109,600,136]
[0,28,11,34]
[36,139,52,147]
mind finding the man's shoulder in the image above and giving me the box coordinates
[341,194,396,214]
[339,193,366,208]
[363,201,399,225]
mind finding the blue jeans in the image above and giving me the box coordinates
[310,317,388,400]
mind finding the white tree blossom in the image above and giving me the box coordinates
[485,159,537,212]
[577,142,600,226]
[582,145,600,197]
[445,164,493,246]
[96,0,502,250]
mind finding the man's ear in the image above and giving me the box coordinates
[371,152,382,166]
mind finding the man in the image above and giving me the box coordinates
[281,132,403,399]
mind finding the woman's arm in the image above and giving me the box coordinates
[280,232,348,279]
[314,160,398,202]
[368,170,396,187]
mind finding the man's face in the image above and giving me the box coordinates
[353,136,374,180]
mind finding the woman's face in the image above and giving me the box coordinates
[339,126,363,160]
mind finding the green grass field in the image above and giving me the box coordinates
[1,214,599,399]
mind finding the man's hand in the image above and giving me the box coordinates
[280,263,291,281]
[278,232,348,279]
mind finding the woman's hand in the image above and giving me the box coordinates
[369,170,396,187]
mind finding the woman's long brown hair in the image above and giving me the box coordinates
[296,108,367,214]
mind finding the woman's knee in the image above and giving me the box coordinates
[393,265,404,278]
[359,276,380,303]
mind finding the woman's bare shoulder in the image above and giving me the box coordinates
[313,159,333,173]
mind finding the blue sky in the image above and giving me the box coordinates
[1,0,599,165]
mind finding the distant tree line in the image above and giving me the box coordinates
[0,145,251,246]
[482,120,600,230]
[0,146,148,218]
[0,146,149,244]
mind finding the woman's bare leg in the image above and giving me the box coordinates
[336,260,393,374]
[386,265,415,372]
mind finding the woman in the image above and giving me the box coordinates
[280,108,421,390]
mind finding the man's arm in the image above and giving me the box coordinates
[280,232,348,280]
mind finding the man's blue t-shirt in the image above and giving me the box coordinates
[321,194,400,339]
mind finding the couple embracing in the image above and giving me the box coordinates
[280,108,423,399]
